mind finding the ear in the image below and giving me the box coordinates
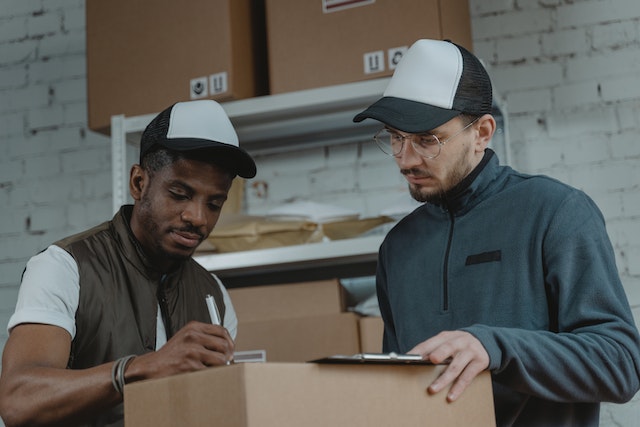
[129,164,146,201]
[474,114,496,153]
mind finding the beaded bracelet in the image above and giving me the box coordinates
[111,355,137,395]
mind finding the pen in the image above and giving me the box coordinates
[205,294,221,325]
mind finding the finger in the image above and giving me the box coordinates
[409,334,447,357]
[428,353,486,401]
[164,324,234,366]
[182,322,234,352]
[197,322,232,339]
[444,361,486,402]
[198,347,233,367]
[202,335,234,359]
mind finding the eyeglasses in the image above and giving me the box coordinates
[374,117,479,159]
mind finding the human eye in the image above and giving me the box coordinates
[388,132,404,142]
[385,132,405,151]
[208,201,224,212]
[168,188,189,200]
[207,196,227,212]
[416,135,439,148]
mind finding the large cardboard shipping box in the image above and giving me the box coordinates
[125,362,496,426]
[359,316,384,353]
[234,312,360,362]
[265,0,472,94]
[86,0,267,134]
[228,279,346,321]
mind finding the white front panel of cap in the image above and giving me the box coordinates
[167,100,239,147]
[383,40,463,109]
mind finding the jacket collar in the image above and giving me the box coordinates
[111,205,184,280]
[433,149,499,214]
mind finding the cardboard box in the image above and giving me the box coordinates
[265,0,472,94]
[234,312,360,362]
[358,316,384,353]
[125,362,496,426]
[86,0,267,134]
[228,279,347,322]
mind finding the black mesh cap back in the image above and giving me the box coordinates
[451,42,493,116]
[139,104,174,163]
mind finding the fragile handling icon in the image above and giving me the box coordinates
[189,72,229,99]
[363,46,408,75]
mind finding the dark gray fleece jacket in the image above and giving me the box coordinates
[377,149,640,427]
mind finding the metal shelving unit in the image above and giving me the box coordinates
[195,235,384,287]
[110,78,390,214]
[110,79,509,283]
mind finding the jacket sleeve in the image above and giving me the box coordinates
[465,190,640,403]
[376,244,401,353]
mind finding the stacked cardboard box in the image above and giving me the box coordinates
[86,1,473,133]
[228,279,361,362]
[265,0,472,94]
[358,315,384,353]
[85,0,267,134]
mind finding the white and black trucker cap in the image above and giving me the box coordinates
[353,39,492,133]
[140,100,257,179]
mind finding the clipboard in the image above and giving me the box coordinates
[310,352,433,365]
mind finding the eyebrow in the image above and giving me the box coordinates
[166,179,228,202]
[385,126,436,137]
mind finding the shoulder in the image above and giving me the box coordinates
[497,168,592,211]
[53,220,113,254]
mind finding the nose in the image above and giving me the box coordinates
[395,138,423,169]
[181,202,207,228]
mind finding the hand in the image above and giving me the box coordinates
[409,330,489,402]
[128,321,234,381]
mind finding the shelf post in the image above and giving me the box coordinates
[111,114,127,215]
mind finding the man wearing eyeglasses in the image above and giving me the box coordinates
[354,39,640,427]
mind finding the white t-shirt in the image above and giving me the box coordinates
[8,245,238,349]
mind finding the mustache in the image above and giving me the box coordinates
[401,168,430,178]
[174,225,205,240]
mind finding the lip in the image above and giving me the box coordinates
[404,174,432,185]
[172,231,203,248]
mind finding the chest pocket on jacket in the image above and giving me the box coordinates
[465,250,502,266]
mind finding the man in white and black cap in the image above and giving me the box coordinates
[0,100,256,427]
[354,39,640,426]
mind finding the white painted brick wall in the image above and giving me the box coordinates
[467,2,640,424]
[1,0,640,426]
[591,20,639,50]
[0,0,112,405]
[542,28,591,56]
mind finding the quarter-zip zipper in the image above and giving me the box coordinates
[442,209,455,312]
[157,274,173,339]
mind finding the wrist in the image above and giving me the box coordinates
[111,355,137,395]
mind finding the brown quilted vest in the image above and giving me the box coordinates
[54,205,226,426]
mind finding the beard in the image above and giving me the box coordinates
[408,181,443,204]
[405,150,474,204]
[136,194,194,267]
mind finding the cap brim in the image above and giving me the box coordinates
[161,138,257,179]
[353,97,461,133]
